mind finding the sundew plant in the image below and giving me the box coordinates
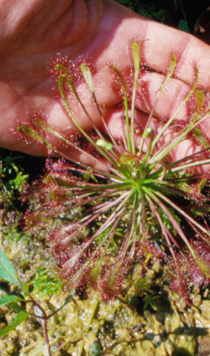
[17,41,210,301]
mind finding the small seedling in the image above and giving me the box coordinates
[0,249,75,355]
[0,154,28,198]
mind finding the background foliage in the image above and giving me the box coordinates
[115,0,210,32]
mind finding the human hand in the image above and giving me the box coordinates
[0,0,210,167]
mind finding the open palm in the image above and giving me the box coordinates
[1,0,210,167]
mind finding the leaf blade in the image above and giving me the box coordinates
[0,295,23,308]
[0,311,28,338]
[48,289,75,319]
[0,250,20,286]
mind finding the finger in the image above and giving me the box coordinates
[135,71,207,120]
[142,20,210,90]
[99,2,210,91]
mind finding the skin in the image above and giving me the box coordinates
[0,0,210,168]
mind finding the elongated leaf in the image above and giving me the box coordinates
[48,289,75,319]
[80,63,94,93]
[61,289,75,308]
[131,41,140,82]
[0,295,23,308]
[9,302,24,313]
[0,250,20,286]
[23,282,29,297]
[0,311,28,338]
[193,128,210,149]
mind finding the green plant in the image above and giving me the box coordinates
[114,0,173,23]
[0,153,28,199]
[32,266,63,297]
[16,41,210,302]
[0,249,75,355]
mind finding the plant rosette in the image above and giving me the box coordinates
[16,41,210,302]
